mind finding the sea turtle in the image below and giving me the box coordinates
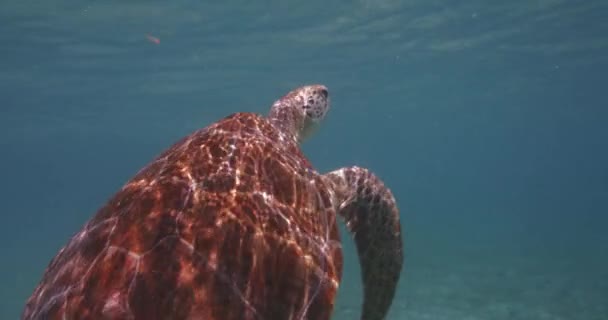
[22,84,403,320]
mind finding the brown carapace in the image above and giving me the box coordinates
[22,85,403,320]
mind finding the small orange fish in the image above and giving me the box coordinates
[145,34,160,45]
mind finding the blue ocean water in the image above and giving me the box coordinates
[1,1,607,319]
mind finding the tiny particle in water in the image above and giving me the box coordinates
[146,34,160,45]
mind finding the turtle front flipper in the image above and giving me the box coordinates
[323,166,403,320]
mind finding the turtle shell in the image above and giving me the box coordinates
[22,112,344,320]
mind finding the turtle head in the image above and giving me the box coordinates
[268,84,330,143]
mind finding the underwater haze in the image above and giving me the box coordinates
[1,0,607,319]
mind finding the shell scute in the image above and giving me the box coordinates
[23,109,342,320]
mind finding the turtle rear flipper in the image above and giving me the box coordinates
[324,166,403,320]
